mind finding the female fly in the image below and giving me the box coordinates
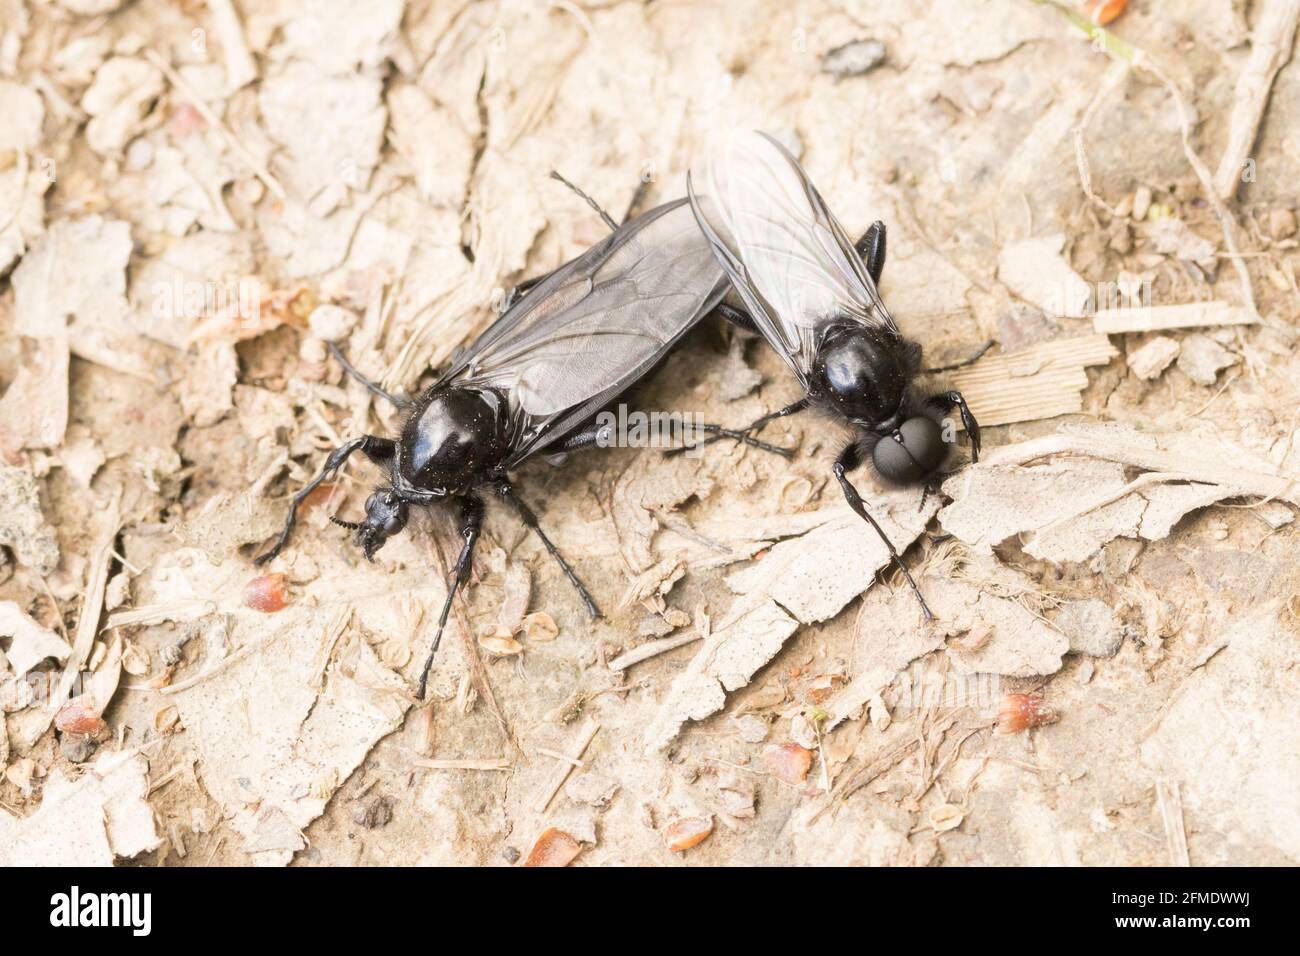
[686,130,984,618]
[256,195,778,696]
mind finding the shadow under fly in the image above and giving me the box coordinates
[682,130,991,619]
[255,184,785,697]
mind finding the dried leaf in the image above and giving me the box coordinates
[479,630,525,657]
[518,611,558,643]
[522,827,582,867]
[663,816,714,852]
[764,743,814,786]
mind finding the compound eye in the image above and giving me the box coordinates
[872,417,945,484]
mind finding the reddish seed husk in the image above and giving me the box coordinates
[54,696,107,737]
[996,693,1059,734]
[521,827,582,867]
[663,816,714,852]
[244,573,289,612]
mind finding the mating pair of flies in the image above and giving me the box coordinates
[255,131,985,697]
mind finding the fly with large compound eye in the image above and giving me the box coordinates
[253,185,789,698]
[684,130,992,619]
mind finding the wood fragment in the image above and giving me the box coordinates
[206,0,258,91]
[943,334,1117,428]
[533,719,599,814]
[607,631,704,671]
[534,747,584,768]
[142,49,287,201]
[1094,300,1256,333]
[1212,0,1300,200]
[30,505,120,746]
[1155,778,1191,866]
[412,758,511,771]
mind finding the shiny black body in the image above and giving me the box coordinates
[254,195,786,696]
[688,131,986,618]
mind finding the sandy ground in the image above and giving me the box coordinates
[1,0,1298,866]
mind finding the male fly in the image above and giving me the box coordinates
[686,130,985,618]
[255,195,783,697]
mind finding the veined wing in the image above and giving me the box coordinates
[688,129,896,388]
[447,199,725,464]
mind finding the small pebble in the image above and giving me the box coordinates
[60,734,99,764]
[125,137,153,171]
[308,303,359,343]
[351,796,393,829]
[1266,207,1297,240]
[1132,185,1152,221]
[820,39,887,80]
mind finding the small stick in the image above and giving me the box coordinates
[533,718,599,813]
[1155,778,1191,866]
[607,631,704,671]
[413,758,511,771]
[1212,0,1300,200]
[161,636,270,694]
[143,49,287,201]
[534,747,584,768]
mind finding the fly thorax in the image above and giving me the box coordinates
[399,386,508,493]
[812,325,905,425]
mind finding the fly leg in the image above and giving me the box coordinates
[498,172,627,313]
[925,341,995,374]
[678,423,793,458]
[716,301,761,334]
[496,482,602,619]
[417,494,484,699]
[925,390,981,462]
[326,342,411,408]
[255,436,396,564]
[833,442,934,620]
[553,418,615,453]
[665,397,811,458]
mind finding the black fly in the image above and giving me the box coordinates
[255,194,783,697]
[685,130,986,619]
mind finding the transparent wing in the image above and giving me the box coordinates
[446,199,725,464]
[688,129,896,387]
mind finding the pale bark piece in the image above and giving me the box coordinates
[1177,334,1238,385]
[724,493,939,625]
[81,56,164,155]
[940,423,1300,563]
[0,462,60,573]
[646,490,935,751]
[207,0,257,91]
[643,601,799,753]
[1126,336,1181,380]
[1212,0,1300,200]
[997,235,1091,318]
[943,334,1117,428]
[824,612,946,729]
[13,215,162,383]
[1141,605,1299,859]
[172,610,411,865]
[936,579,1068,677]
[0,80,48,275]
[0,751,160,866]
[1094,300,1257,333]
[0,599,71,675]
